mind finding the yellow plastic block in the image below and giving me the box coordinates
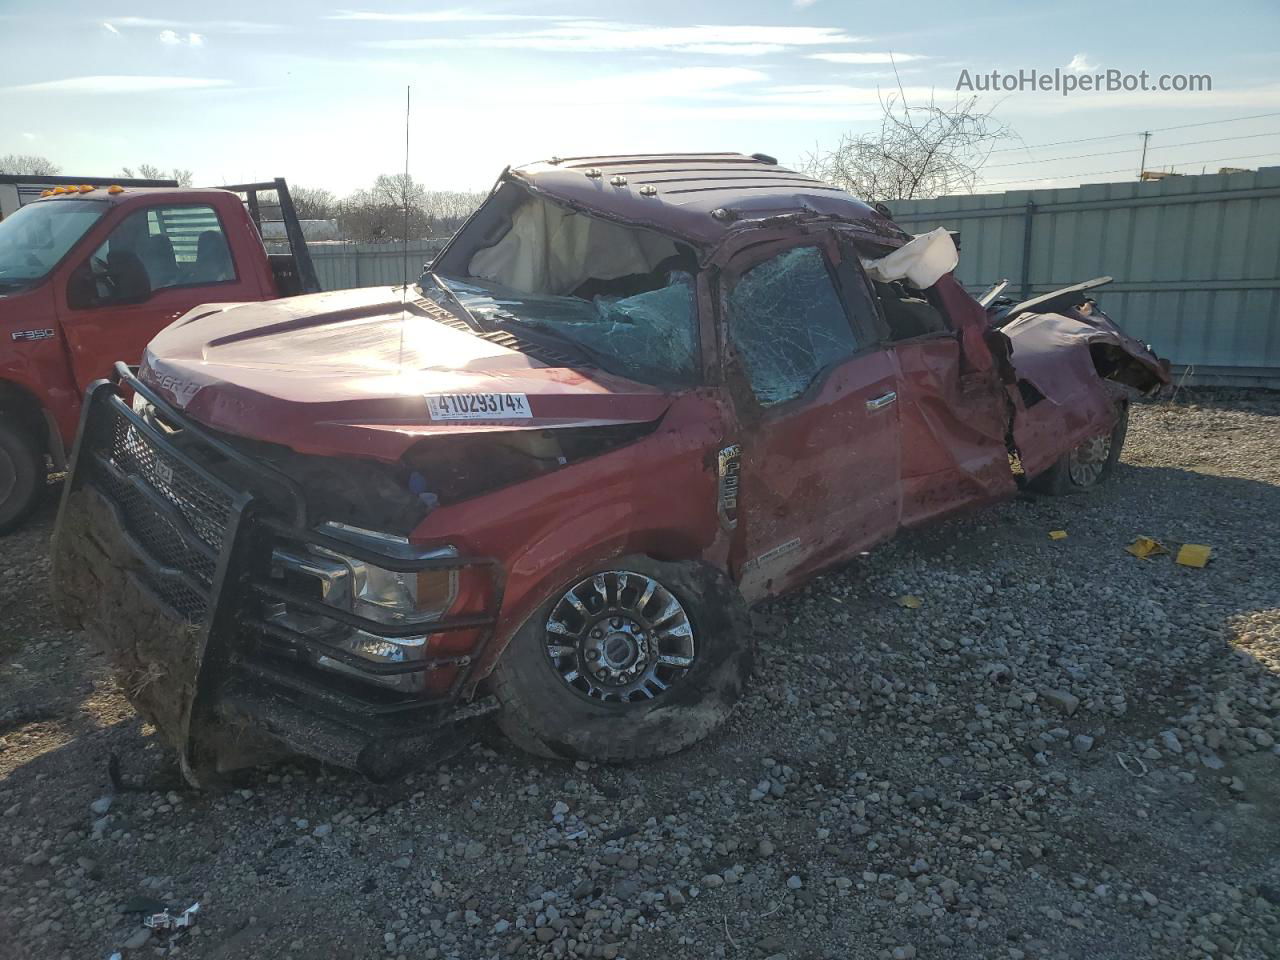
[1049,530,1068,540]
[1126,536,1168,559]
[1175,544,1211,568]
[897,595,923,609]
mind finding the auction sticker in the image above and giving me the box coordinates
[426,392,533,421]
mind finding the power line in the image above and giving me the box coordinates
[980,129,1280,171]
[984,110,1280,155]
[977,149,1280,188]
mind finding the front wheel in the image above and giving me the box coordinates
[0,416,43,535]
[489,556,754,763]
[1028,403,1128,495]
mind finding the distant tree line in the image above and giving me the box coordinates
[119,163,194,186]
[0,154,61,175]
[0,155,195,185]
[290,175,485,243]
[0,155,482,242]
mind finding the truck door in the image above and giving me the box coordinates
[836,235,1016,528]
[55,200,266,391]
[722,235,902,601]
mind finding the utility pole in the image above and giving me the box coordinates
[1138,131,1151,179]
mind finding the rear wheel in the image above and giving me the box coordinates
[490,556,753,763]
[1029,403,1128,495]
[0,416,43,534]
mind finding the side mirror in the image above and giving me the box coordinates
[66,262,97,310]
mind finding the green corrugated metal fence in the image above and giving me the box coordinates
[309,239,449,292]
[890,166,1280,387]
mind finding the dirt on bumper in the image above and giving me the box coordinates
[52,487,203,755]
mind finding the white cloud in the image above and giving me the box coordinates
[615,66,769,97]
[366,21,865,54]
[21,132,37,140]
[108,16,279,33]
[677,44,787,55]
[159,30,205,46]
[1067,53,1098,73]
[809,52,927,64]
[102,21,119,34]
[428,65,771,107]
[793,0,818,7]
[752,82,938,105]
[5,75,231,94]
[327,8,569,22]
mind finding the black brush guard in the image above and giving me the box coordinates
[53,363,504,785]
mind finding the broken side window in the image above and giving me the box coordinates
[839,235,953,343]
[727,245,860,408]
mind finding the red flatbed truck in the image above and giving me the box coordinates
[0,177,318,530]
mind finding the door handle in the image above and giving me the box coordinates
[866,391,897,411]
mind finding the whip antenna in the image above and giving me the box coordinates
[398,84,411,367]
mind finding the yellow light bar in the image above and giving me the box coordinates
[78,184,94,193]
[40,189,53,197]
[107,185,124,194]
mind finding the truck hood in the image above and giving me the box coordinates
[140,285,671,462]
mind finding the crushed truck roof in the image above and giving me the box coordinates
[509,153,884,245]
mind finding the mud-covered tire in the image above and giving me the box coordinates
[489,556,754,763]
[1029,403,1128,495]
[0,415,43,535]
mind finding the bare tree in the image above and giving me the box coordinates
[422,190,485,226]
[120,164,194,187]
[0,154,61,176]
[368,172,428,210]
[801,88,1008,202]
[290,186,340,220]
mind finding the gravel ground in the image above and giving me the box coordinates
[1,394,1278,960]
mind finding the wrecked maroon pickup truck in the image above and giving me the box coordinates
[51,153,1168,785]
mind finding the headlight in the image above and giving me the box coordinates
[265,523,458,693]
[310,521,457,624]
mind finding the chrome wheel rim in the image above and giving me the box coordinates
[544,571,696,703]
[1067,432,1112,486]
[0,446,15,506]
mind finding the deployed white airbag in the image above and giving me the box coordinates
[861,227,958,289]
[469,195,677,296]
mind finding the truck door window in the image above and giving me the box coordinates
[727,245,860,408]
[69,204,236,308]
[839,236,952,342]
[873,279,951,340]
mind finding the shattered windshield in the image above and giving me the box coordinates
[0,199,107,291]
[427,273,699,385]
[428,186,700,386]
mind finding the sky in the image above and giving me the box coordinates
[2,0,1279,197]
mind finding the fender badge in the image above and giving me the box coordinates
[717,444,741,531]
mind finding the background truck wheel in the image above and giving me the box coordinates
[0,415,43,534]
[489,555,754,763]
[1029,403,1128,495]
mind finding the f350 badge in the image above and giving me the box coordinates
[11,328,54,342]
[717,444,741,531]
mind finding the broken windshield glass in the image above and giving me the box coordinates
[431,273,699,386]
